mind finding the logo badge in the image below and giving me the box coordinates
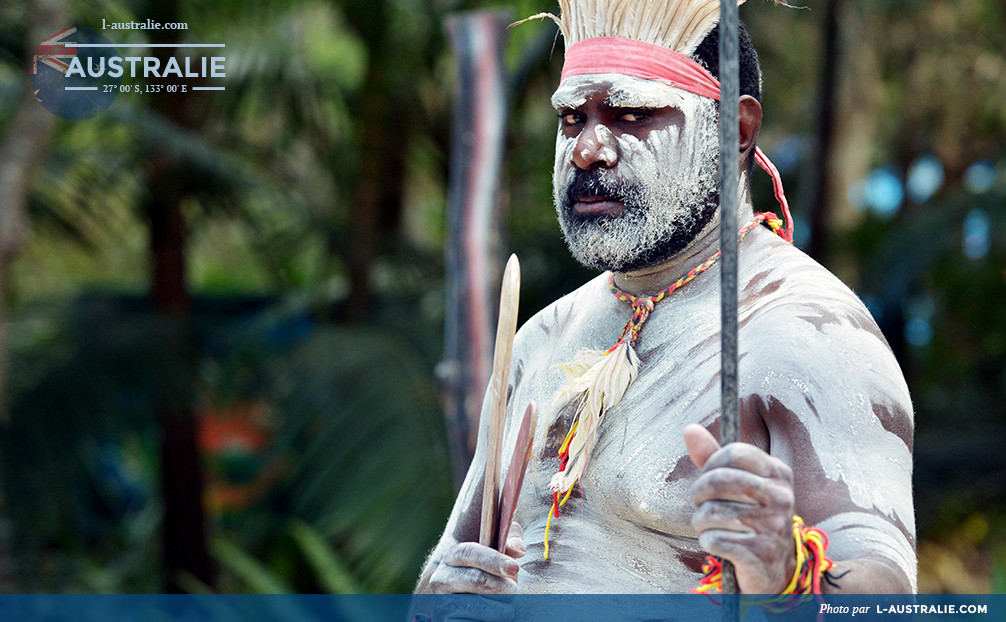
[31,28,120,120]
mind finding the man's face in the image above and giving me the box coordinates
[551,74,721,273]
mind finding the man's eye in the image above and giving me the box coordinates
[558,111,583,126]
[620,111,649,123]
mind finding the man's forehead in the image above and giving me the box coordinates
[550,73,685,110]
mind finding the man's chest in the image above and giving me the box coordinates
[501,281,776,589]
[505,311,726,539]
[504,342,719,590]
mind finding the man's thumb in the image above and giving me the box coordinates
[683,423,721,470]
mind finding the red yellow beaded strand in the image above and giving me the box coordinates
[694,516,836,599]
[693,516,843,621]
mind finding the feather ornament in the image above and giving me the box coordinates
[519,0,748,56]
[548,340,639,495]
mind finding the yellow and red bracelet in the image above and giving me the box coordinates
[692,515,836,599]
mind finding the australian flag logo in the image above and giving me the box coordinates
[30,27,119,120]
[32,27,78,75]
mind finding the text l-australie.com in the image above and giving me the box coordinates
[101,19,188,30]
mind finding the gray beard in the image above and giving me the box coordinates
[554,154,721,273]
[553,95,723,274]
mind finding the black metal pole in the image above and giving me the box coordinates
[719,0,741,616]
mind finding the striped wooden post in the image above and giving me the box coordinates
[442,11,511,489]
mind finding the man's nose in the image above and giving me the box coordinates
[571,122,618,170]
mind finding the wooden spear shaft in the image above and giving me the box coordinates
[480,254,521,547]
[719,0,742,616]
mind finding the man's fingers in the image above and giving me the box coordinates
[428,565,517,595]
[696,528,791,572]
[696,528,797,594]
[427,541,522,595]
[701,442,794,482]
[697,530,765,569]
[690,467,795,508]
[444,542,520,579]
[504,522,526,559]
[692,500,758,534]
[683,423,720,470]
[692,498,793,536]
[684,432,800,596]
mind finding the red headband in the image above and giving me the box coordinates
[561,37,794,242]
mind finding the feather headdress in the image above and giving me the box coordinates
[524,0,746,57]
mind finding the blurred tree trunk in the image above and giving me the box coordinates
[805,0,843,264]
[145,0,214,592]
[0,0,65,589]
[802,0,882,287]
[0,0,62,420]
[345,65,407,321]
[146,153,214,593]
[0,90,57,425]
[340,0,408,322]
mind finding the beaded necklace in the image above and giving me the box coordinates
[543,212,788,559]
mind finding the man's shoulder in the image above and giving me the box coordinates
[512,272,610,358]
[741,229,911,409]
[743,229,882,341]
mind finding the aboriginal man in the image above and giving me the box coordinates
[415,0,915,598]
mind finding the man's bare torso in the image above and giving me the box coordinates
[485,226,915,593]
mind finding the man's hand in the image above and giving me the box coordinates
[683,424,797,594]
[427,522,526,594]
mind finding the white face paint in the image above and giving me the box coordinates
[592,124,617,164]
[552,74,721,273]
[551,73,686,110]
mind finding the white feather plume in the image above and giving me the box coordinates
[521,0,748,56]
[548,341,639,493]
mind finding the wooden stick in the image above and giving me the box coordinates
[480,254,521,547]
[496,401,538,552]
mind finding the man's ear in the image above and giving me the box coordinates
[739,95,762,154]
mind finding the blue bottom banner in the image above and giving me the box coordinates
[0,594,999,621]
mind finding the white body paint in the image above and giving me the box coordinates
[553,75,723,272]
[450,227,916,594]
